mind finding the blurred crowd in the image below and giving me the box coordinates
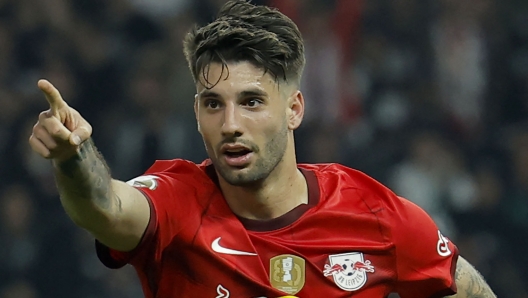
[0,0,527,297]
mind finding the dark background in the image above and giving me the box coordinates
[0,0,527,297]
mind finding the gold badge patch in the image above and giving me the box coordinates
[270,254,305,295]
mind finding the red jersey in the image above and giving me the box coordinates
[96,159,458,298]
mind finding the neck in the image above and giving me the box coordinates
[218,154,308,220]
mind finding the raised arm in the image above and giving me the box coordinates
[29,79,150,252]
[447,256,496,298]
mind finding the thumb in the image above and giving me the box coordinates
[69,125,92,146]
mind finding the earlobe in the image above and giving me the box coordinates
[288,91,304,130]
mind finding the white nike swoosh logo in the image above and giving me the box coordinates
[211,237,257,256]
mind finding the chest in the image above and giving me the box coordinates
[157,212,397,297]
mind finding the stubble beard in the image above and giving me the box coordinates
[210,124,289,187]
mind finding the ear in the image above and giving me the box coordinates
[194,94,202,133]
[287,90,304,130]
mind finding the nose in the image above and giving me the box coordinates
[221,102,243,137]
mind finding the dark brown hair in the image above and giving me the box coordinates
[183,0,305,88]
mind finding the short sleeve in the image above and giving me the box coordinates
[95,187,157,269]
[96,160,207,269]
[392,197,459,298]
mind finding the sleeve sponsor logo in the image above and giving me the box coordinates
[437,230,452,257]
[126,175,159,190]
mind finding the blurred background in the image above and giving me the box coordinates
[0,0,527,297]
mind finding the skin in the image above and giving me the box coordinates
[29,65,495,297]
[28,79,149,252]
[194,61,307,219]
[446,257,496,298]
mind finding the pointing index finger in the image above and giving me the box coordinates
[38,79,68,116]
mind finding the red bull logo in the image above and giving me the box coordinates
[323,264,345,276]
[351,260,374,273]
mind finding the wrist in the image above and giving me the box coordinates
[52,148,80,164]
[52,150,82,178]
[52,139,91,176]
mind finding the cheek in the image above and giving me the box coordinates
[197,122,216,147]
[197,116,213,135]
[201,130,215,146]
[264,122,282,136]
[202,137,217,159]
[250,115,277,137]
[259,117,288,146]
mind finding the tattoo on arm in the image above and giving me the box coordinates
[54,139,121,213]
[447,257,496,298]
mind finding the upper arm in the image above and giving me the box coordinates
[393,198,459,297]
[446,256,496,298]
[90,179,151,252]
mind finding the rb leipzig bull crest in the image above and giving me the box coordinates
[323,252,375,291]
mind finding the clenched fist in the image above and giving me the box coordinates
[29,79,92,162]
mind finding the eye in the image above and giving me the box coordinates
[244,98,263,108]
[204,99,221,109]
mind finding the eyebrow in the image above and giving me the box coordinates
[197,88,269,100]
[197,90,220,99]
[239,89,268,99]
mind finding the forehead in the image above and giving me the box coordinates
[197,61,279,95]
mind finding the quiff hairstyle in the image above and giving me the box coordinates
[183,0,305,89]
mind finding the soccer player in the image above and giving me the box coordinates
[29,0,496,297]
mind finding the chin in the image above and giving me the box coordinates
[220,167,269,186]
[211,154,280,187]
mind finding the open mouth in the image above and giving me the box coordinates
[221,145,254,167]
[224,148,252,157]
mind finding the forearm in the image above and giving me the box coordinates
[30,80,149,251]
[53,138,121,231]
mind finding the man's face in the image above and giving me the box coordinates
[195,61,291,186]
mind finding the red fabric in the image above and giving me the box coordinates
[97,160,458,297]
